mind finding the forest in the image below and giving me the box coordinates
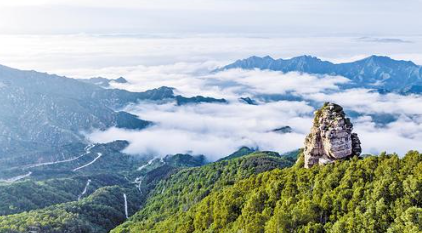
[113,151,422,233]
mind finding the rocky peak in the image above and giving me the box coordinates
[304,102,361,168]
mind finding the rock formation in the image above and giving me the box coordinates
[304,102,361,168]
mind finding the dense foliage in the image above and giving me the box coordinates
[0,185,142,233]
[0,174,126,216]
[0,152,216,232]
[113,151,422,233]
[113,152,296,232]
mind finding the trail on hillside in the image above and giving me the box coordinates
[0,171,32,183]
[73,152,103,171]
[24,144,95,169]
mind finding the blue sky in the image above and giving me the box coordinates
[0,0,421,36]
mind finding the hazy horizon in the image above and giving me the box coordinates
[0,34,421,75]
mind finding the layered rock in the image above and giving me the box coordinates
[304,102,361,168]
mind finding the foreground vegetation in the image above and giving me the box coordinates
[113,151,422,233]
[113,151,295,232]
[0,150,295,233]
[0,185,143,233]
[0,150,420,233]
[0,174,126,216]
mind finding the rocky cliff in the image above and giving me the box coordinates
[304,102,361,168]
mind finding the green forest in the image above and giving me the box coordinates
[0,151,295,232]
[113,151,422,233]
[0,150,421,233]
[0,185,143,233]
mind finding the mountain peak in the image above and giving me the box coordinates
[290,55,320,61]
[358,55,419,67]
[360,55,392,63]
[244,55,275,61]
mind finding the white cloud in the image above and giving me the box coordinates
[89,101,313,161]
[304,89,422,115]
[354,115,422,155]
[83,63,421,160]
[206,69,349,96]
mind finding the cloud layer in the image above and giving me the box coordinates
[86,63,422,160]
[1,34,418,160]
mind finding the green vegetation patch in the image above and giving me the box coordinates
[114,151,422,233]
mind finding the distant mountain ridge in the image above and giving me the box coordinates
[0,64,165,163]
[218,55,422,94]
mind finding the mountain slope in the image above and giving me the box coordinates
[0,174,126,216]
[218,55,422,94]
[217,146,257,161]
[0,64,226,169]
[0,140,137,181]
[0,64,166,162]
[112,151,297,232]
[0,151,215,233]
[0,185,141,233]
[118,151,421,232]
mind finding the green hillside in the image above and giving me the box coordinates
[113,151,422,233]
[113,151,297,232]
[0,185,142,233]
[0,150,295,233]
[0,174,126,216]
[0,147,420,233]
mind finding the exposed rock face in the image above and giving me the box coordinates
[304,103,361,168]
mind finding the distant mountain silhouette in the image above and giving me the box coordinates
[218,55,422,94]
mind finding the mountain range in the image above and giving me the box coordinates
[218,55,422,94]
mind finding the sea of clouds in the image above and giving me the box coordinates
[0,34,420,160]
[86,63,422,160]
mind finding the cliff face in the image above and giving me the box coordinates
[304,103,361,168]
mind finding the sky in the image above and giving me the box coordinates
[0,0,421,71]
[0,0,421,160]
[0,0,421,36]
